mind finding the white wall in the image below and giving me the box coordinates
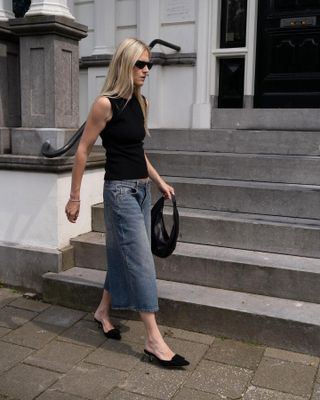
[74,0,197,128]
[0,169,104,250]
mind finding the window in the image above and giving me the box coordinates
[218,58,245,108]
[220,0,247,48]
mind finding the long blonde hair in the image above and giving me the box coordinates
[100,38,150,131]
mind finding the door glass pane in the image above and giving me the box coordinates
[220,0,247,48]
[218,58,245,108]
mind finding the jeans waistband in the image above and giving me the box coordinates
[105,178,150,186]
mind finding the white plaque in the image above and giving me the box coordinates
[161,0,195,23]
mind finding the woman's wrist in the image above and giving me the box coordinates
[69,194,80,202]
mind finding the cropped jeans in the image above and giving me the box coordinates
[103,179,159,313]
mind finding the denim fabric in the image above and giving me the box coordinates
[103,179,159,312]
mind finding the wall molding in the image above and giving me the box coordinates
[79,52,196,69]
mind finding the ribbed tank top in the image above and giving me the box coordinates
[100,95,148,180]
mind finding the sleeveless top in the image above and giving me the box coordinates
[99,95,148,180]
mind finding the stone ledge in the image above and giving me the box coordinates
[0,242,63,293]
[9,15,87,41]
[0,149,105,173]
[0,21,18,41]
[79,52,196,69]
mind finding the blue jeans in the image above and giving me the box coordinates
[103,179,159,313]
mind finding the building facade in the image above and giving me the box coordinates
[0,0,320,292]
[73,0,320,129]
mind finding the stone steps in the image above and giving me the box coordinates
[71,234,320,304]
[146,129,320,155]
[164,177,320,219]
[42,126,320,355]
[42,267,320,356]
[146,150,320,185]
[90,204,320,258]
[92,177,320,221]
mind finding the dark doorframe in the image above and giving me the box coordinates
[255,0,320,108]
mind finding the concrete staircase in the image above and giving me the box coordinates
[43,128,320,356]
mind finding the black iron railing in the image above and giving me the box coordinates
[42,39,180,158]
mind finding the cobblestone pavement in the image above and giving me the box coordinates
[0,286,319,400]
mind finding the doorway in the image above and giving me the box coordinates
[254,0,320,107]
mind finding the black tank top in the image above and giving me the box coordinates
[100,95,148,180]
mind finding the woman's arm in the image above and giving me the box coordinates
[145,154,175,200]
[65,97,112,223]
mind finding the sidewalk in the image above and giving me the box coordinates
[0,286,319,400]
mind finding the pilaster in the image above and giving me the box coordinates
[137,0,162,128]
[92,0,115,55]
[191,0,212,129]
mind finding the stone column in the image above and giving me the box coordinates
[0,10,105,293]
[92,0,115,55]
[9,15,87,155]
[0,0,19,153]
[0,0,14,20]
[25,0,74,19]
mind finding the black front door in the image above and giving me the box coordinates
[255,0,320,108]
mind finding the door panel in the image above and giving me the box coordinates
[255,0,320,107]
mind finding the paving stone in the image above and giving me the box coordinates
[51,362,127,399]
[243,386,306,400]
[0,326,11,338]
[205,338,265,369]
[316,366,320,382]
[173,387,222,400]
[37,389,86,400]
[106,388,152,400]
[1,321,64,349]
[185,359,252,399]
[162,327,215,346]
[84,312,126,329]
[0,363,60,400]
[10,297,51,313]
[119,358,189,400]
[0,341,33,373]
[311,383,320,400]
[252,357,317,397]
[0,289,20,308]
[58,319,106,348]
[0,306,37,329]
[265,347,320,367]
[163,336,209,368]
[119,319,165,344]
[85,339,141,372]
[34,305,86,328]
[24,339,92,373]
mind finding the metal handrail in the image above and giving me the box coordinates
[41,121,86,158]
[149,39,181,52]
[42,39,180,158]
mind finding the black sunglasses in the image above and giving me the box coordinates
[135,60,153,70]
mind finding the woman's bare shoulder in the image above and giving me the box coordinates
[90,96,112,121]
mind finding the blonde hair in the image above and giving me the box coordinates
[100,38,150,132]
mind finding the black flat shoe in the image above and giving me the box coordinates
[94,318,121,340]
[144,349,190,368]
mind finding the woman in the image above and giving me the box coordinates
[65,38,189,368]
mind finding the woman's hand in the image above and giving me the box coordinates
[65,200,80,223]
[158,181,175,200]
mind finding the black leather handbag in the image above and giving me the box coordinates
[151,195,179,258]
